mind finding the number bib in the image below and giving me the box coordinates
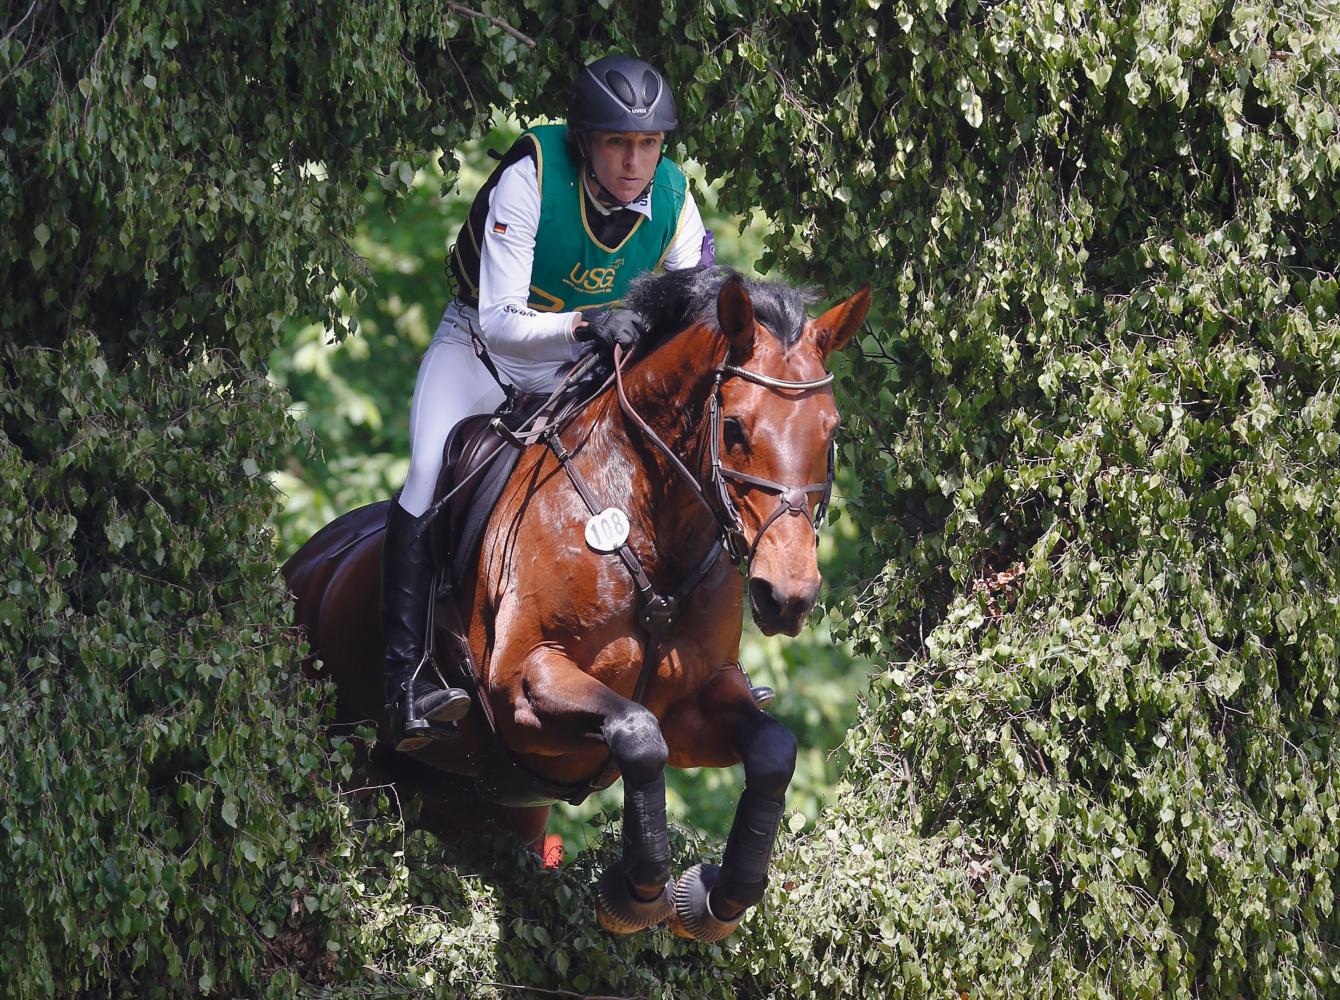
[584,508,631,552]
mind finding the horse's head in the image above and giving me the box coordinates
[712,277,870,636]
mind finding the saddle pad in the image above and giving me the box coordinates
[431,414,524,590]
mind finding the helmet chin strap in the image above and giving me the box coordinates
[583,163,651,212]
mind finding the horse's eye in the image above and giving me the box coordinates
[723,416,747,451]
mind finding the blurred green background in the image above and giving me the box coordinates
[267,120,871,847]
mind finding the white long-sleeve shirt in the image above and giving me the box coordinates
[475,156,707,365]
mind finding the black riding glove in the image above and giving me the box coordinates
[575,308,649,353]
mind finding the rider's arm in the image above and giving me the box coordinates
[477,157,584,361]
[660,191,708,272]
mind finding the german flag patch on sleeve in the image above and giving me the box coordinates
[492,221,508,235]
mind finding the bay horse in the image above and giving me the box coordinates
[283,268,870,940]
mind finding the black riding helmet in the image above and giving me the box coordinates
[569,54,677,206]
[571,54,678,134]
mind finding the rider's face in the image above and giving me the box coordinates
[585,131,664,204]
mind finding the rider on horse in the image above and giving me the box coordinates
[383,54,722,752]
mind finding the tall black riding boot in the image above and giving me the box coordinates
[382,501,471,752]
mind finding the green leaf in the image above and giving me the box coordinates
[960,89,983,129]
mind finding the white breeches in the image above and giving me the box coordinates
[397,300,575,517]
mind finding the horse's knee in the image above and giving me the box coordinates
[741,719,796,801]
[603,705,667,786]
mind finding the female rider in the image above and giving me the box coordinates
[382,55,712,752]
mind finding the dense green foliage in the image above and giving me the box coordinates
[814,3,1340,995]
[3,0,1337,997]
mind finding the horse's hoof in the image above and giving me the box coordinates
[671,863,745,942]
[595,866,674,935]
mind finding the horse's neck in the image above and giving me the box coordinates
[585,322,726,569]
[626,320,724,456]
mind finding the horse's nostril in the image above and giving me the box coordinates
[748,577,821,635]
[748,578,782,620]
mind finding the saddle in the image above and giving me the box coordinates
[425,352,612,586]
[427,401,531,590]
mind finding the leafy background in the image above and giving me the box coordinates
[2,1,1338,997]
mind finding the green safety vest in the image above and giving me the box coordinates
[522,124,688,313]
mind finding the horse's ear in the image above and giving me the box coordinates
[716,275,756,357]
[813,286,871,358]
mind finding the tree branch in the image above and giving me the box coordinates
[2,1,44,43]
[479,983,642,1000]
[447,2,537,49]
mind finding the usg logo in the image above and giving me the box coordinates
[564,258,625,294]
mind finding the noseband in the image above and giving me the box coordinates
[613,345,837,573]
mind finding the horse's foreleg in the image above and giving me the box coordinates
[603,707,673,903]
[505,650,673,932]
[712,709,796,917]
[662,670,797,941]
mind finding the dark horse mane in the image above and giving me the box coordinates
[622,266,818,353]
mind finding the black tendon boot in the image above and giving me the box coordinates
[382,502,471,752]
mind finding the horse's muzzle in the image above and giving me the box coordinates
[748,576,820,636]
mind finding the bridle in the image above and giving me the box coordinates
[613,343,837,573]
[706,364,836,566]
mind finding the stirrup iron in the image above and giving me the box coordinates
[391,654,471,752]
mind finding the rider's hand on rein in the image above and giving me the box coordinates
[575,308,649,353]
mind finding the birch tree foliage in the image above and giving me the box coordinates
[2,2,1337,996]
